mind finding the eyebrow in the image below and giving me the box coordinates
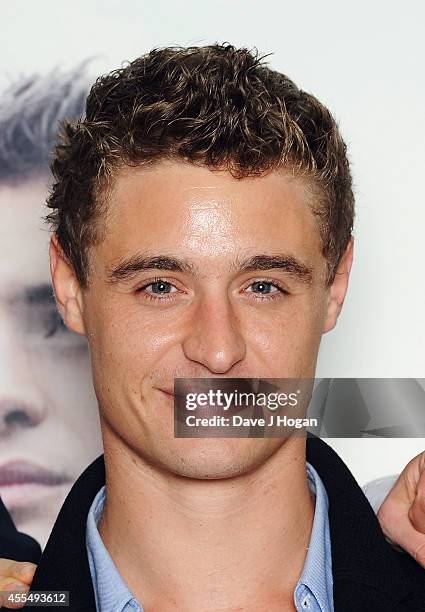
[107,255,196,283]
[106,252,313,285]
[234,255,313,283]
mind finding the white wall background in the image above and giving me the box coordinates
[1,0,424,483]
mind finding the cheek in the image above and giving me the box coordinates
[87,303,179,403]
[245,294,327,375]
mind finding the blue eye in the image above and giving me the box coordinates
[250,281,275,294]
[149,281,173,294]
[137,279,178,302]
[245,280,288,301]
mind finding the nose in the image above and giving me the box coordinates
[0,396,46,437]
[0,322,47,438]
[182,293,246,374]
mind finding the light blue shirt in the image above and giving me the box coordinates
[86,462,334,611]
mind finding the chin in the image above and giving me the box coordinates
[155,437,283,480]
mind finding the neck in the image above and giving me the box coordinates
[99,432,314,611]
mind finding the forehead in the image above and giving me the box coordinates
[0,178,50,292]
[101,162,323,268]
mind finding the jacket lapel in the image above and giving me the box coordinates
[29,455,105,611]
[307,437,416,610]
[31,439,421,611]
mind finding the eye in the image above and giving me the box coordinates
[137,279,179,301]
[245,280,287,301]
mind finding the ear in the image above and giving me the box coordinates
[49,234,87,336]
[322,236,354,334]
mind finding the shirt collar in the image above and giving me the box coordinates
[86,486,143,612]
[294,462,334,611]
[86,462,333,612]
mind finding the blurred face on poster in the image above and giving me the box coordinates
[0,73,102,548]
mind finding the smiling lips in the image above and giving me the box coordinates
[162,380,261,424]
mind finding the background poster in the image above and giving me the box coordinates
[1,0,424,547]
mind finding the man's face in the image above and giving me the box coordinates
[56,161,351,479]
[0,178,102,547]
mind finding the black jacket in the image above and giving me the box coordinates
[29,438,425,611]
[0,496,41,563]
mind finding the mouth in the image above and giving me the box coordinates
[0,460,70,486]
[160,378,261,397]
[0,460,72,511]
[159,380,259,423]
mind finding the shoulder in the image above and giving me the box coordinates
[306,437,425,609]
[29,455,105,609]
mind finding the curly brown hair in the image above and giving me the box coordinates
[46,44,354,288]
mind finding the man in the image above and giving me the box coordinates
[0,70,102,549]
[22,44,425,611]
